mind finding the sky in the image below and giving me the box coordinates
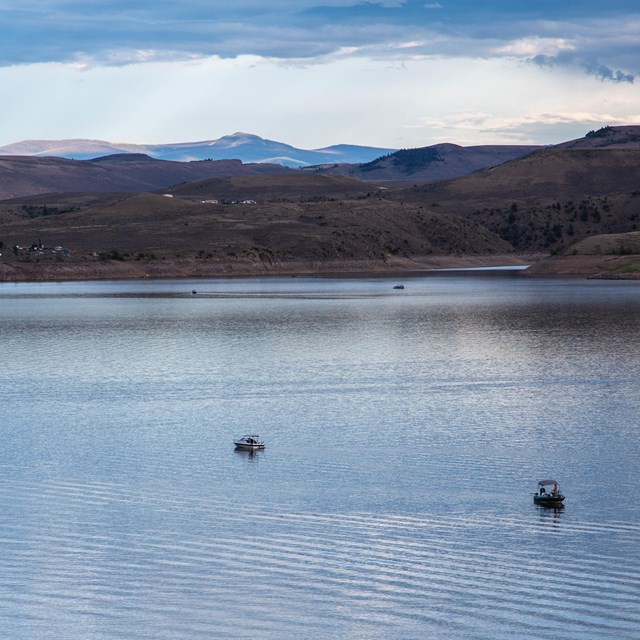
[1,0,640,150]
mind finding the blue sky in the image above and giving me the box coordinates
[1,0,639,149]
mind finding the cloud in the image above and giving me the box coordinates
[413,108,640,145]
[1,51,639,149]
[495,38,576,59]
[587,64,634,83]
[1,1,640,151]
[0,0,638,84]
[532,53,635,84]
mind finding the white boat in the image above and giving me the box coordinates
[234,435,265,451]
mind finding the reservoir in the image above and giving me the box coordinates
[1,273,639,639]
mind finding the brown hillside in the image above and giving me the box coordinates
[404,147,640,201]
[563,230,640,255]
[165,173,378,202]
[525,231,640,278]
[557,125,640,149]
[307,143,540,184]
[0,193,512,272]
[394,145,640,252]
[0,155,293,200]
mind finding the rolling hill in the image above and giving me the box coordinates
[393,133,640,252]
[556,124,640,149]
[306,143,541,183]
[0,154,293,200]
[163,173,379,202]
[0,189,514,281]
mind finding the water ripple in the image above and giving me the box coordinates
[1,479,639,639]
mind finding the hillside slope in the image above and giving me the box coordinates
[307,143,540,183]
[394,141,640,252]
[0,154,293,200]
[164,173,379,202]
[0,191,512,279]
[557,125,640,149]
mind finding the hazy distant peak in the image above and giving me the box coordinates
[228,131,260,139]
[0,133,395,167]
[0,138,131,158]
[214,132,274,147]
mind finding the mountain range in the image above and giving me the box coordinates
[0,132,396,167]
[2,125,640,281]
[0,134,545,200]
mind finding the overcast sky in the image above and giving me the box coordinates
[1,0,640,149]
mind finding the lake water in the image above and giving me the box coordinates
[0,272,639,639]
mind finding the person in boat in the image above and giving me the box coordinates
[552,484,558,497]
[539,486,546,495]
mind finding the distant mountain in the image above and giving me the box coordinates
[0,154,293,200]
[0,133,396,167]
[306,143,542,183]
[312,143,404,165]
[0,138,139,159]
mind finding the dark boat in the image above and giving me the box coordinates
[533,479,565,507]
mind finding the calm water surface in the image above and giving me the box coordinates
[0,273,639,639]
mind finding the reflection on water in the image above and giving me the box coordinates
[0,274,639,639]
[234,448,263,461]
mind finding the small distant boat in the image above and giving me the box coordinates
[533,479,565,507]
[393,284,405,289]
[234,435,265,451]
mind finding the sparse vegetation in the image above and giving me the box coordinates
[616,262,640,273]
[586,125,614,138]
[98,250,126,261]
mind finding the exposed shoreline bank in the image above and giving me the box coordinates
[0,253,541,283]
[523,254,640,279]
[1,252,639,282]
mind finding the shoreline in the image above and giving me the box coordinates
[0,253,542,283]
[1,252,639,282]
[523,254,640,279]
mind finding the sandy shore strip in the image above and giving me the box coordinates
[0,253,545,282]
[2,253,638,282]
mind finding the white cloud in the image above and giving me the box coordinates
[1,1,639,80]
[416,110,637,136]
[1,53,639,149]
[495,37,576,58]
